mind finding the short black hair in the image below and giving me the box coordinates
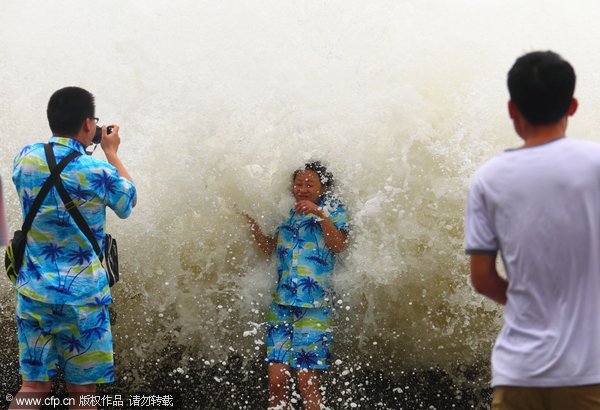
[293,161,335,191]
[47,87,95,136]
[507,51,575,125]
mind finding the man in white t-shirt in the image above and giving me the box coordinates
[465,51,600,409]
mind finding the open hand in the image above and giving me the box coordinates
[243,213,260,232]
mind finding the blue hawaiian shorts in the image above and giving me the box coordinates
[16,292,114,384]
[266,303,333,370]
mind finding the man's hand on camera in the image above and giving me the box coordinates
[100,124,120,155]
[98,123,135,193]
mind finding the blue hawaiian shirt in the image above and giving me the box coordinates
[12,136,137,306]
[273,196,350,308]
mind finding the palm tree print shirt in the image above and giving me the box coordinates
[273,196,349,308]
[12,137,137,306]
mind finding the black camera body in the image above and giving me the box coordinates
[93,125,114,144]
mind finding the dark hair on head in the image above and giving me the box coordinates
[293,161,335,192]
[47,87,95,136]
[507,51,576,125]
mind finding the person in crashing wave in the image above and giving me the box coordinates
[245,161,350,410]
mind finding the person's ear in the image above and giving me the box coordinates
[567,98,578,116]
[508,100,519,119]
[82,118,93,133]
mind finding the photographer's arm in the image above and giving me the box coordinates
[101,125,137,207]
[245,214,276,255]
[105,152,134,184]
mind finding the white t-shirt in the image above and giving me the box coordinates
[465,137,600,387]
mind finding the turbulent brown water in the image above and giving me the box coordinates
[2,1,600,408]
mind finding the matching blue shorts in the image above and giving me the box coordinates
[265,303,333,370]
[16,292,114,384]
[16,294,332,381]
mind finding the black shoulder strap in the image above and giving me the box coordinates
[20,146,80,235]
[44,144,104,261]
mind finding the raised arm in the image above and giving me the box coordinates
[294,200,347,253]
[101,125,137,207]
[245,214,276,256]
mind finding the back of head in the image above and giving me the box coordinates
[507,51,576,125]
[47,87,95,136]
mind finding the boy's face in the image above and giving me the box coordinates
[293,170,324,203]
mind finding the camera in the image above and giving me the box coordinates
[93,125,114,144]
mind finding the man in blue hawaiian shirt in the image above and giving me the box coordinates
[9,87,137,409]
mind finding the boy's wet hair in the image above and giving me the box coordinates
[47,86,95,136]
[508,51,576,125]
[293,161,335,191]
